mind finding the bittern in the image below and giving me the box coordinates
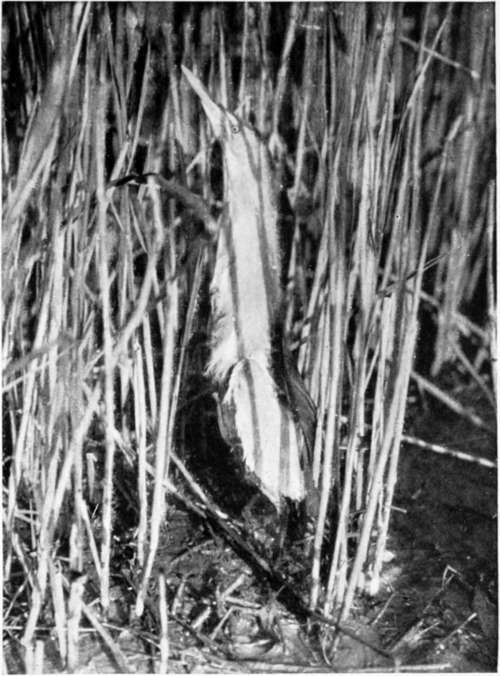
[182,66,315,513]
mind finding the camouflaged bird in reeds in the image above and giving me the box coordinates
[183,66,315,510]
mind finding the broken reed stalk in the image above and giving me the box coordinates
[451,340,496,409]
[2,2,495,664]
[67,573,86,672]
[402,434,496,470]
[411,370,495,434]
[48,560,67,663]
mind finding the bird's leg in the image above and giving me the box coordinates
[276,502,290,561]
[278,498,315,562]
[241,492,260,525]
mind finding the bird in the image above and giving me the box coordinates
[182,65,316,515]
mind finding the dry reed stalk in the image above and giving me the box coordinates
[272,4,304,142]
[63,573,133,674]
[288,9,315,211]
[94,51,116,614]
[67,572,86,672]
[451,341,496,409]
[132,338,148,568]
[24,639,45,675]
[48,560,67,663]
[158,571,169,674]
[420,289,490,344]
[411,370,494,434]
[142,314,159,425]
[486,182,497,403]
[283,6,323,341]
[402,434,496,470]
[217,9,229,110]
[76,497,102,581]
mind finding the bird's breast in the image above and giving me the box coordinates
[207,156,282,383]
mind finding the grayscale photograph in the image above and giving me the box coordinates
[2,2,497,672]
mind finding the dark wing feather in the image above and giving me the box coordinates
[282,352,316,467]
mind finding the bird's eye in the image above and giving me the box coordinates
[231,124,240,134]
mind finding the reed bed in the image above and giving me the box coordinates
[2,2,495,671]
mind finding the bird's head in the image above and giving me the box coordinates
[182,65,263,162]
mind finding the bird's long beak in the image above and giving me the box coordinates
[181,65,225,138]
